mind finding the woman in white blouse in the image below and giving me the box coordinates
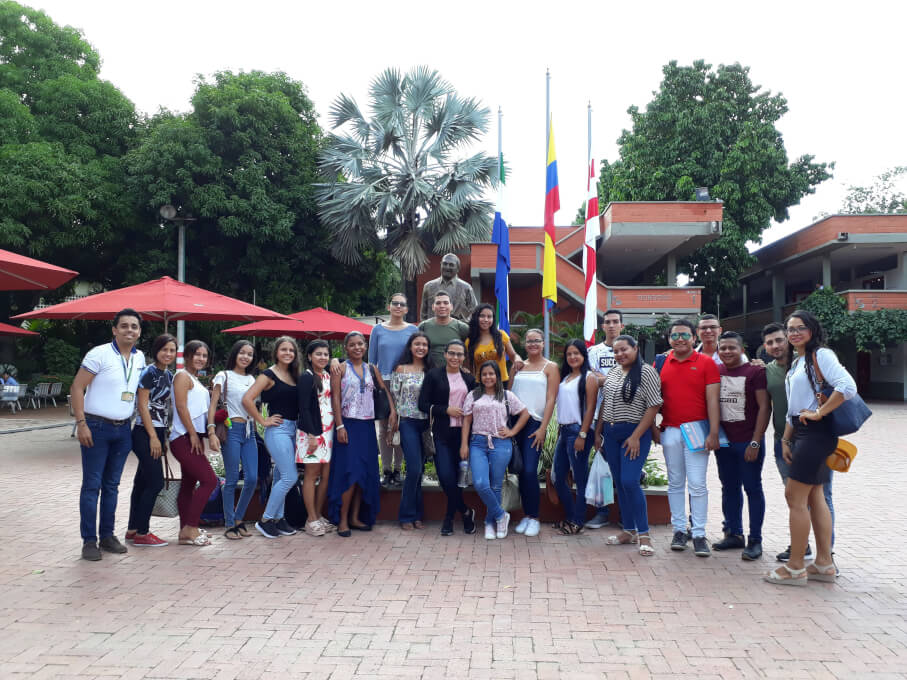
[765,310,856,586]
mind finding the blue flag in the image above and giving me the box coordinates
[492,180,510,334]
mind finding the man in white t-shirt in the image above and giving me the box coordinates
[697,314,747,365]
[70,309,146,561]
[585,309,625,529]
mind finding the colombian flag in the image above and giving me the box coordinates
[542,117,560,307]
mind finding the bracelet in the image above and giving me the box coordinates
[781,438,792,446]
[75,419,86,425]
[336,424,346,430]
[206,424,217,431]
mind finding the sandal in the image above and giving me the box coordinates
[413,521,424,530]
[606,531,638,545]
[179,534,211,547]
[558,521,584,536]
[400,522,415,531]
[638,535,655,556]
[806,561,837,582]
[318,518,336,533]
[236,523,251,538]
[763,564,807,586]
[224,527,242,540]
[305,520,326,537]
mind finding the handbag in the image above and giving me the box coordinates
[504,394,523,475]
[213,372,229,444]
[811,355,872,436]
[501,472,521,511]
[152,453,181,518]
[421,422,435,461]
[369,364,392,420]
[827,438,858,473]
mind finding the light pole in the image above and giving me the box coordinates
[159,205,196,368]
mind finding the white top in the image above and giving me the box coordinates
[587,342,615,417]
[511,361,552,421]
[81,341,146,421]
[213,370,256,420]
[785,347,857,419]
[170,370,211,440]
[557,376,583,425]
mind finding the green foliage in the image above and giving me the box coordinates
[598,60,832,311]
[840,166,907,215]
[0,362,17,378]
[623,314,673,353]
[642,458,668,487]
[43,337,81,377]
[801,288,907,351]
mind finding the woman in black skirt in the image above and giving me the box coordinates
[765,310,856,586]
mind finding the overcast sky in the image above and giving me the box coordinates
[30,0,907,248]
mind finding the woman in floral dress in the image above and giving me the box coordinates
[297,340,335,536]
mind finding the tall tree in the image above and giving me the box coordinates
[316,67,499,319]
[840,166,907,214]
[598,60,832,311]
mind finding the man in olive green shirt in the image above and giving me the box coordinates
[419,291,469,367]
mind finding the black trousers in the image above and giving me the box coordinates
[128,425,167,534]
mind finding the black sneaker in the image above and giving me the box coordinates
[713,534,745,551]
[441,517,454,536]
[81,542,101,561]
[256,519,280,539]
[776,543,812,562]
[742,538,763,561]
[381,470,393,488]
[462,508,476,535]
[99,535,128,554]
[276,518,297,536]
[391,470,404,488]
[692,536,711,557]
[670,530,689,551]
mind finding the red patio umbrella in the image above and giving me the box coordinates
[0,248,78,291]
[223,307,373,341]
[12,276,286,330]
[0,321,38,337]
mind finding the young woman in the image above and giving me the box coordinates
[296,340,334,537]
[207,340,258,540]
[242,336,300,540]
[169,340,218,547]
[126,333,177,547]
[765,310,857,586]
[461,361,530,540]
[328,331,396,536]
[552,339,598,535]
[369,293,419,488]
[389,332,432,530]
[418,339,477,536]
[508,328,558,538]
[465,304,523,381]
[593,335,663,556]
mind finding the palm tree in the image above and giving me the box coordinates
[316,66,499,319]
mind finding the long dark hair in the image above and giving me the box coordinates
[614,334,643,404]
[785,309,826,387]
[183,340,210,370]
[471,360,504,402]
[305,339,330,393]
[150,333,177,366]
[225,340,254,374]
[560,339,590,410]
[393,332,432,372]
[466,304,504,371]
[272,336,301,377]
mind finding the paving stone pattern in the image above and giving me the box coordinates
[1,403,906,679]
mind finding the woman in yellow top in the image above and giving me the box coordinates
[465,304,523,379]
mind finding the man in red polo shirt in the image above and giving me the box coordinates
[655,319,721,557]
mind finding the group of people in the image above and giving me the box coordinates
[72,293,857,586]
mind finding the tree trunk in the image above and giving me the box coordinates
[404,277,418,324]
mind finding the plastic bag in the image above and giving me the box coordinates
[501,472,521,511]
[585,451,614,507]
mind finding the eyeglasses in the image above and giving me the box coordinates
[526,339,543,344]
[389,301,407,307]
[670,332,693,340]
[787,326,809,334]
[446,352,465,358]
[698,325,719,331]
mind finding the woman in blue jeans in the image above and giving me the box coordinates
[243,336,300,539]
[593,335,663,556]
[460,361,529,539]
[389,332,432,530]
[552,340,599,535]
[207,340,258,540]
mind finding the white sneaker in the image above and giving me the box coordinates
[485,523,496,540]
[495,511,511,539]
[524,518,541,537]
[514,517,530,534]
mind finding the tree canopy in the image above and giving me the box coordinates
[839,166,907,215]
[598,60,832,311]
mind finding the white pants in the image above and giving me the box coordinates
[661,426,710,538]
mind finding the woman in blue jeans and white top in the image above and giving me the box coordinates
[508,328,558,538]
[242,336,300,540]
[552,340,598,535]
[460,361,529,539]
[593,335,662,556]
[207,340,258,540]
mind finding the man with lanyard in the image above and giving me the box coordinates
[419,291,469,368]
[759,322,835,562]
[71,309,146,561]
[585,309,625,529]
[697,314,747,365]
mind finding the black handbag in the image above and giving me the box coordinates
[369,364,392,420]
[505,394,523,475]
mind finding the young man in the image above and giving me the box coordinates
[714,331,769,560]
[419,291,469,367]
[70,309,146,561]
[2,371,18,386]
[761,322,835,562]
[655,319,721,557]
[697,314,747,365]
[585,309,625,529]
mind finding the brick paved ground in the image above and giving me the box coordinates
[1,403,906,679]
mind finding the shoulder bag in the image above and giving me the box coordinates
[214,372,229,444]
[810,354,872,436]
[504,393,523,475]
[369,364,392,420]
[152,452,181,518]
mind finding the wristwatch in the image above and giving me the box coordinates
[578,431,587,439]
[749,441,760,449]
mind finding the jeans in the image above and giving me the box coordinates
[263,419,297,520]
[80,419,132,541]
[553,423,592,526]
[222,421,259,527]
[661,425,709,538]
[773,439,836,546]
[128,425,166,535]
[469,434,511,524]
[513,418,542,518]
[715,440,766,540]
[433,427,468,521]
[169,433,218,528]
[398,418,427,522]
[602,422,650,534]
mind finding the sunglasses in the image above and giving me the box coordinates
[670,332,693,340]
[389,301,407,307]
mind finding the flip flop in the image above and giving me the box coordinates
[224,527,242,540]
[413,521,425,530]
[400,522,415,531]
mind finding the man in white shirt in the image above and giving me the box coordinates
[697,314,747,365]
[70,309,146,561]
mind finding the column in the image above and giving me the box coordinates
[666,254,677,286]
[822,254,832,289]
[771,270,784,322]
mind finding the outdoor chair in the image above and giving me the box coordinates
[48,382,62,407]
[1,385,19,413]
[16,384,28,410]
[29,382,50,408]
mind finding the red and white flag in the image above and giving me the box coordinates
[583,159,599,347]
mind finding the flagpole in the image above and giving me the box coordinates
[543,68,551,358]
